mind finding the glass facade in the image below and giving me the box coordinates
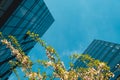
[74,39,120,80]
[0,0,54,80]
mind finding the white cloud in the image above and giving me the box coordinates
[61,44,84,57]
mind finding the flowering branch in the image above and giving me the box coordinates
[0,32,43,80]
[27,31,114,80]
[0,31,115,80]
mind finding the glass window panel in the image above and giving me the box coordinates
[0,45,6,51]
[91,43,103,57]
[110,55,120,68]
[33,23,38,29]
[105,42,109,46]
[84,40,97,53]
[26,12,34,20]
[19,20,28,28]
[16,6,28,17]
[99,47,111,60]
[31,16,37,23]
[115,45,120,49]
[8,17,20,26]
[37,6,46,16]
[0,63,10,74]
[32,5,39,14]
[3,27,13,35]
[0,50,10,61]
[104,52,113,62]
[16,35,23,41]
[32,0,44,14]
[38,0,43,6]
[26,22,33,29]
[109,43,114,47]
[14,29,23,35]
[24,0,35,8]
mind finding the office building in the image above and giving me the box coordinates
[74,39,120,80]
[0,0,54,79]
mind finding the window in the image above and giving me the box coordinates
[99,47,111,60]
[24,0,35,9]
[8,17,20,26]
[16,6,28,17]
[19,20,28,28]
[115,45,120,50]
[26,12,34,20]
[3,27,13,35]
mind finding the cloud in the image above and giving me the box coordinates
[61,45,84,57]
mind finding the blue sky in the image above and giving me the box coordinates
[42,0,120,68]
[9,0,120,79]
[43,0,120,52]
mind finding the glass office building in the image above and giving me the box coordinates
[0,0,54,80]
[74,39,120,80]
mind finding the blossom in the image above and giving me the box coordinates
[1,39,8,44]
[21,67,27,72]
[46,61,53,66]
[21,56,29,65]
[37,73,43,80]
[11,49,19,56]
[16,53,22,61]
[28,72,37,79]
[99,62,105,68]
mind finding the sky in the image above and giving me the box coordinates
[42,0,120,68]
[9,0,120,79]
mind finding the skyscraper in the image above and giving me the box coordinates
[0,0,54,79]
[74,39,120,80]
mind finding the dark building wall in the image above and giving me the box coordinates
[0,0,22,27]
[74,39,120,80]
[0,0,54,79]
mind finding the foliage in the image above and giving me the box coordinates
[0,31,114,80]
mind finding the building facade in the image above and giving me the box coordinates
[0,0,54,79]
[74,39,120,80]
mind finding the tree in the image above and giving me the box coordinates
[0,31,114,80]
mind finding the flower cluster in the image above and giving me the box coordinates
[1,39,32,69]
[0,33,43,80]
[27,31,114,80]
